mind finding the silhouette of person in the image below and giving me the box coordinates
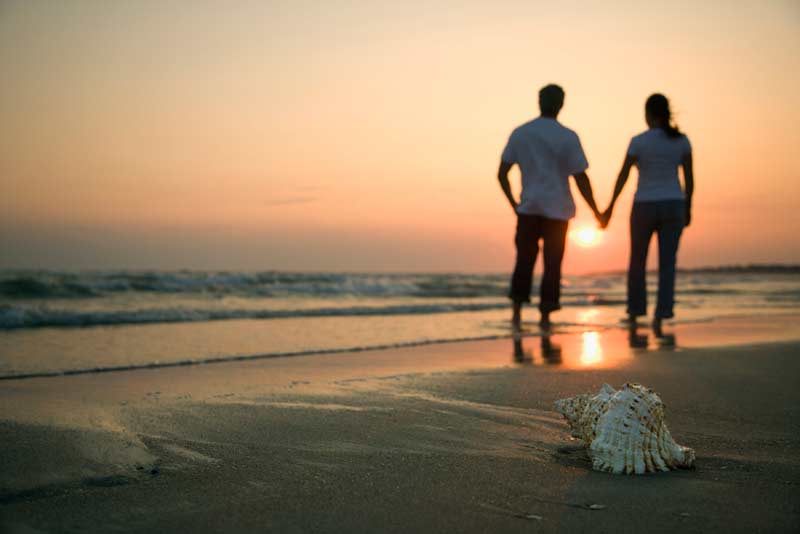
[498,84,602,331]
[601,94,694,336]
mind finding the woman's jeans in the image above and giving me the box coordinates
[509,214,569,312]
[627,200,685,319]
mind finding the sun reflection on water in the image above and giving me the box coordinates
[580,331,604,366]
[576,309,600,324]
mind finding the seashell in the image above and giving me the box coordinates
[554,383,695,474]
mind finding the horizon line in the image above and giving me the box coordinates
[1,262,799,277]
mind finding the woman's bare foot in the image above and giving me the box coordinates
[652,317,664,337]
[539,312,551,331]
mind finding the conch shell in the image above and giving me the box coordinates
[554,383,695,474]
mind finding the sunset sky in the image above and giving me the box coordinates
[1,0,798,273]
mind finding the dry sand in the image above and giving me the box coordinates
[1,316,799,533]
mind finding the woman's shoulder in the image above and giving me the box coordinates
[678,132,692,152]
[628,130,652,151]
[631,129,655,142]
[633,128,690,143]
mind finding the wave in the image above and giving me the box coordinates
[676,288,743,296]
[0,276,100,299]
[3,268,797,301]
[678,264,800,274]
[2,269,797,330]
[764,289,800,302]
[0,302,508,329]
[0,294,640,330]
[0,271,511,300]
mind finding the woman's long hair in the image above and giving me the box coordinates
[645,93,682,138]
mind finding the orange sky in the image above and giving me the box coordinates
[1,0,799,273]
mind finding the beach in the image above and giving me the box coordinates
[4,1,800,532]
[2,315,799,533]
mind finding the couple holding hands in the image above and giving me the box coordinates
[498,84,694,335]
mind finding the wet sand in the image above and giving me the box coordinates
[1,315,799,533]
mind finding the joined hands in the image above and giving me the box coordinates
[595,208,612,230]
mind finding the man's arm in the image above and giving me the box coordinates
[497,160,518,213]
[572,171,602,223]
[682,152,694,227]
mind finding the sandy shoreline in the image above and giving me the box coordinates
[1,316,799,533]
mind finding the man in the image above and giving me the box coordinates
[498,84,602,331]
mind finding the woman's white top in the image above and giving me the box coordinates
[627,128,692,202]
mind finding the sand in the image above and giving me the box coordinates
[1,316,799,533]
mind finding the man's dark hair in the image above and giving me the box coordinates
[539,84,564,116]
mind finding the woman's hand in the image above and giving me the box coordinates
[598,207,612,229]
[594,210,605,229]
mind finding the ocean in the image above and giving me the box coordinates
[1,267,799,378]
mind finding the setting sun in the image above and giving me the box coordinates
[571,226,603,248]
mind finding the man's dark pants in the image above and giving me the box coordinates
[509,213,569,312]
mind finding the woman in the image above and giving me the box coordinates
[602,94,694,335]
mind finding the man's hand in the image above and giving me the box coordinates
[598,207,612,229]
[498,160,519,215]
[592,209,604,229]
[572,172,602,225]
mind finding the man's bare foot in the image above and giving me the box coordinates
[511,302,522,332]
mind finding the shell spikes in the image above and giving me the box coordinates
[555,383,695,475]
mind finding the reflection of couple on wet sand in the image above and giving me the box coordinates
[498,84,694,337]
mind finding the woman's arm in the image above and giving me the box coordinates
[682,152,694,227]
[603,155,636,226]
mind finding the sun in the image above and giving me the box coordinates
[571,226,603,247]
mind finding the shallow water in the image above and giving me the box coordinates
[1,269,798,377]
